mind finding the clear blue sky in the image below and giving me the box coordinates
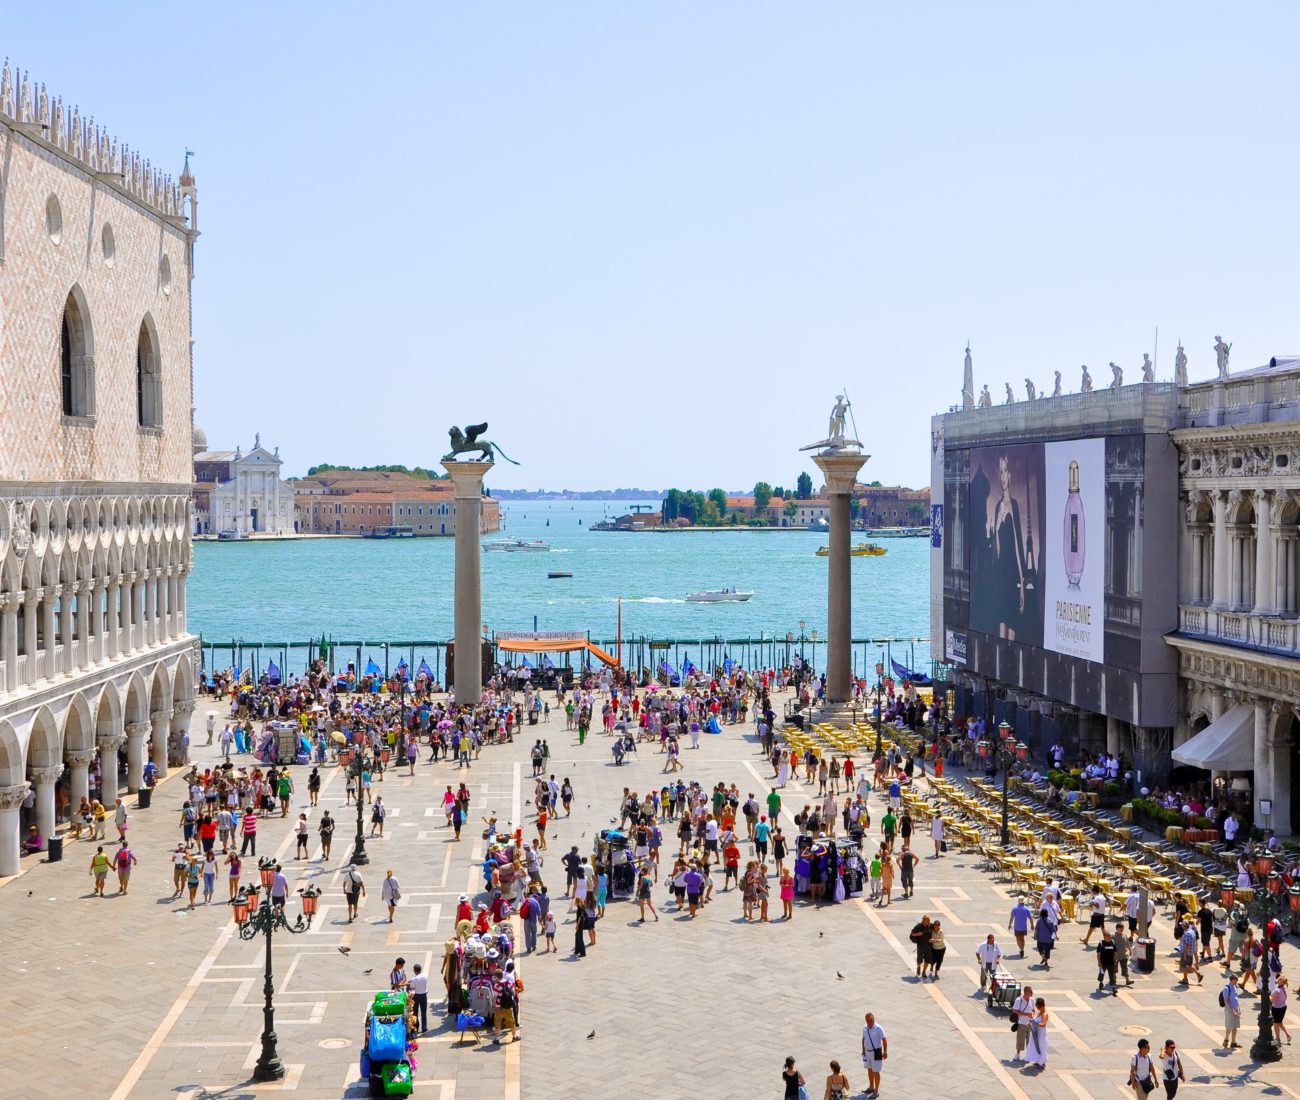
[9,3,1300,491]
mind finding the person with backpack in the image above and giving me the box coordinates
[342,863,366,922]
[494,977,520,1043]
[1158,1038,1185,1098]
[1127,1038,1156,1097]
[114,840,138,895]
[318,811,335,861]
[1221,972,1242,1048]
[520,888,541,952]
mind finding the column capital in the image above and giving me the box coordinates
[0,592,18,612]
[172,698,196,717]
[124,721,151,738]
[441,459,494,498]
[25,589,43,605]
[0,782,29,810]
[150,708,174,725]
[97,733,123,751]
[65,749,95,768]
[811,450,870,496]
[29,764,63,785]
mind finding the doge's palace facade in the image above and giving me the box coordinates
[0,64,199,874]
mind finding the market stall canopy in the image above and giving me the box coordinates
[495,634,619,667]
[1171,703,1255,771]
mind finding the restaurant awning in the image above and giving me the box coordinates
[1171,703,1255,771]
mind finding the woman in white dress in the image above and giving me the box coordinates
[930,811,945,858]
[1236,857,1253,891]
[777,755,791,789]
[1026,997,1049,1068]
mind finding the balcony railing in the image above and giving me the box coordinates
[1178,604,1300,659]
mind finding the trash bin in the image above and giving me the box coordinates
[137,786,153,809]
[528,711,538,726]
[46,834,63,862]
[1135,937,1156,973]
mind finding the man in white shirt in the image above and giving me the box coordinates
[407,963,429,1032]
[976,933,1003,990]
[1125,886,1142,936]
[1223,812,1240,848]
[1010,984,1035,1062]
[206,712,216,745]
[1081,888,1108,946]
[861,1011,887,1097]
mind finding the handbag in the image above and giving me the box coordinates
[1139,1078,1155,1095]
[797,1087,809,1100]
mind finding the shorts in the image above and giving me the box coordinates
[687,892,701,905]
[704,839,718,853]
[495,1007,517,1031]
[1089,913,1105,929]
[1274,1006,1288,1024]
[345,891,360,907]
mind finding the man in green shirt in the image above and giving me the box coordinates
[766,788,782,823]
[881,809,898,848]
[868,852,883,901]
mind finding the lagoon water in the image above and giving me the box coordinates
[189,499,932,668]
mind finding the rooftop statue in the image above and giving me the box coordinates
[1141,353,1154,382]
[1025,378,1036,401]
[1175,344,1188,387]
[978,385,992,409]
[1052,370,1062,397]
[1081,365,1093,393]
[1109,362,1123,390]
[1215,335,1231,381]
[445,423,520,465]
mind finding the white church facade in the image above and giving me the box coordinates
[192,436,298,536]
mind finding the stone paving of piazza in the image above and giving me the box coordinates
[4,693,1300,1099]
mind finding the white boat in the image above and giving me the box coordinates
[686,587,753,603]
[484,538,551,553]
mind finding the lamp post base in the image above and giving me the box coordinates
[1249,1033,1283,1064]
[253,1044,286,1081]
[351,836,369,865]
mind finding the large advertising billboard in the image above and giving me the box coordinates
[1043,438,1106,662]
[967,444,1045,648]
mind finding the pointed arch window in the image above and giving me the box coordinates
[136,321,162,428]
[59,290,94,417]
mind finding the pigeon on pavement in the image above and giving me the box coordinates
[587,1029,596,1039]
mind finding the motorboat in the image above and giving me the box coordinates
[364,525,414,539]
[483,539,551,552]
[815,543,887,557]
[547,570,573,579]
[685,587,753,603]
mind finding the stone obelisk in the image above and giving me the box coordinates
[441,457,494,706]
[802,395,868,706]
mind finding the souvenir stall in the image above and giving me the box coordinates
[593,828,637,900]
[794,834,864,902]
[360,989,417,1096]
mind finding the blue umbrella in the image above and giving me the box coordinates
[365,658,382,677]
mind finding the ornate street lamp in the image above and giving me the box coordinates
[1235,872,1288,1063]
[350,748,373,866]
[232,880,319,1081]
[997,721,1014,848]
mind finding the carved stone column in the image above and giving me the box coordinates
[143,572,155,647]
[0,783,30,876]
[1212,490,1230,610]
[1,592,17,693]
[124,721,150,792]
[170,697,196,768]
[150,709,172,777]
[22,592,38,686]
[105,579,120,659]
[41,585,57,680]
[1255,489,1276,617]
[65,749,94,813]
[97,729,123,803]
[29,764,63,841]
[76,581,92,670]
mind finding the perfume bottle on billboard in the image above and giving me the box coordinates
[1062,459,1085,587]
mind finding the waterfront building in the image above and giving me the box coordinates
[0,65,199,874]
[852,484,930,528]
[192,436,298,536]
[932,351,1300,832]
[293,470,500,536]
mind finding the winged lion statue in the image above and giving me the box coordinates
[444,423,520,465]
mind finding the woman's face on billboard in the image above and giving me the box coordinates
[999,454,1011,491]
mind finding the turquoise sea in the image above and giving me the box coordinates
[188,499,932,674]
